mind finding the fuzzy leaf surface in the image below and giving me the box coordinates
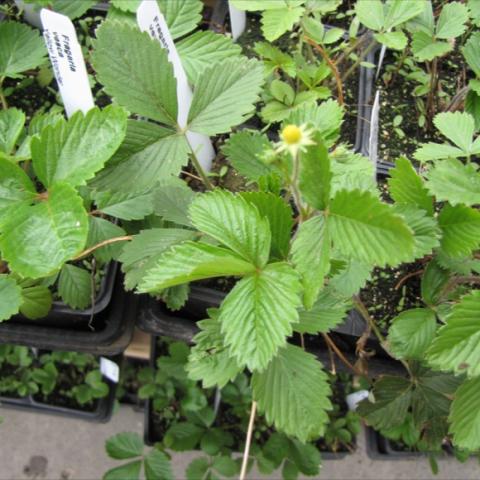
[0,108,25,154]
[58,264,92,310]
[158,0,202,39]
[261,5,305,41]
[19,285,52,319]
[86,217,126,263]
[0,276,22,321]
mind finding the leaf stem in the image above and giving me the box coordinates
[304,35,344,105]
[240,400,257,480]
[322,333,362,376]
[190,149,214,190]
[340,39,377,84]
[73,236,132,261]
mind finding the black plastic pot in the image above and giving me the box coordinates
[0,274,137,355]
[117,356,148,411]
[0,354,119,423]
[365,428,453,459]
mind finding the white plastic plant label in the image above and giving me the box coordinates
[346,390,369,411]
[40,9,94,118]
[369,90,380,177]
[136,0,215,171]
[100,357,120,383]
[228,2,246,41]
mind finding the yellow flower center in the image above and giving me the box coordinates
[282,125,302,145]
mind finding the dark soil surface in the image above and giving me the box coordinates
[376,49,467,165]
[360,262,424,331]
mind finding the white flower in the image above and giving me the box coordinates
[275,124,315,157]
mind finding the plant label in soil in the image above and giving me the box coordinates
[100,357,119,383]
[346,390,369,411]
[228,2,246,41]
[136,0,215,171]
[40,9,94,118]
[369,90,380,175]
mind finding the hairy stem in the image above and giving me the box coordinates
[190,149,214,190]
[341,39,377,84]
[394,269,424,290]
[322,333,363,376]
[304,35,344,105]
[240,401,257,480]
[335,33,369,68]
[73,236,132,261]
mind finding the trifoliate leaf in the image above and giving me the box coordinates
[0,22,47,78]
[177,30,241,84]
[261,5,305,42]
[291,215,330,309]
[414,142,465,162]
[298,134,331,211]
[285,100,344,147]
[221,130,274,181]
[188,316,242,388]
[106,432,144,459]
[449,378,480,451]
[86,217,126,263]
[0,108,25,154]
[137,241,256,293]
[388,157,433,215]
[240,191,293,260]
[392,205,440,258]
[0,183,88,278]
[435,1,469,39]
[31,106,127,188]
[357,376,412,430]
[254,42,296,77]
[189,190,271,268]
[188,58,264,136]
[438,204,480,258]
[58,264,92,310]
[144,449,173,480]
[427,291,480,377]
[0,275,22,321]
[20,285,52,319]
[186,458,209,480]
[425,159,480,207]
[294,290,350,334]
[220,263,301,371]
[329,189,415,267]
[388,308,437,360]
[0,157,36,225]
[120,229,197,290]
[92,22,177,126]
[164,423,204,451]
[252,344,332,442]
[158,0,203,39]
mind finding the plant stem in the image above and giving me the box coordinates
[341,39,377,84]
[426,58,438,128]
[322,333,363,376]
[240,401,257,480]
[335,33,369,68]
[394,269,424,290]
[304,35,344,105]
[190,149,214,190]
[0,77,8,110]
[73,236,132,261]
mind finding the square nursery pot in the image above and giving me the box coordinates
[365,428,455,459]
[0,273,137,356]
[143,337,374,460]
[0,352,120,423]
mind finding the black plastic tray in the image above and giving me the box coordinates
[11,262,118,329]
[0,274,137,355]
[0,354,119,422]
